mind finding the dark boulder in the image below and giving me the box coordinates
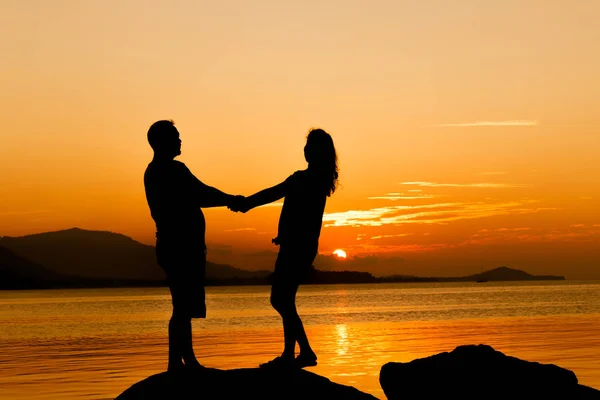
[380,344,599,399]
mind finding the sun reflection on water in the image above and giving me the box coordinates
[336,324,349,356]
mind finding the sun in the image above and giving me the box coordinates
[333,249,347,259]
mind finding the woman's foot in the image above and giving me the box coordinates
[167,360,186,373]
[295,352,318,368]
[259,355,296,369]
[184,358,206,371]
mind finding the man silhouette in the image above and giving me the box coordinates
[143,120,242,371]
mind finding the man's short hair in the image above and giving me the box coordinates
[147,120,176,150]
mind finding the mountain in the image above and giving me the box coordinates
[310,269,378,284]
[0,228,269,282]
[0,228,565,289]
[465,266,565,282]
[0,245,68,289]
[0,228,164,280]
[206,261,270,280]
[380,266,564,283]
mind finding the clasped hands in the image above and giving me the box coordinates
[227,195,280,246]
[227,195,279,245]
[227,195,250,213]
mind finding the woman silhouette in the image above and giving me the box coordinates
[230,128,339,368]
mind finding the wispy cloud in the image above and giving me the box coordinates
[467,226,600,245]
[371,233,412,239]
[429,120,538,127]
[323,200,555,228]
[368,192,436,200]
[401,181,525,188]
[354,243,451,253]
[224,228,257,232]
[323,202,460,226]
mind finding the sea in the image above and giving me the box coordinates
[0,281,599,399]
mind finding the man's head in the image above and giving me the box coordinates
[147,120,181,158]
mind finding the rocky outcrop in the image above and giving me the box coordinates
[380,344,599,399]
[116,366,378,400]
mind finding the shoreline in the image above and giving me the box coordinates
[0,277,577,291]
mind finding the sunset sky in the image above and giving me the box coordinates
[1,1,599,279]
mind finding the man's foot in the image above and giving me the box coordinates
[259,355,295,369]
[295,352,318,368]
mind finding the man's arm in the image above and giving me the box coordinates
[194,180,237,208]
[182,164,237,208]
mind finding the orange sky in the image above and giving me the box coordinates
[1,1,599,278]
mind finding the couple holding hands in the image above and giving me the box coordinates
[143,120,339,371]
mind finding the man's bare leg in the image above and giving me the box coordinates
[168,311,185,371]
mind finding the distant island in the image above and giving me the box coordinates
[0,228,565,290]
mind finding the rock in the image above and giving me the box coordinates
[116,366,378,400]
[380,344,600,400]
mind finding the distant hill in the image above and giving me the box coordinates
[465,266,564,282]
[0,228,164,280]
[311,269,379,284]
[0,228,565,289]
[0,245,68,289]
[382,266,565,283]
[0,228,270,284]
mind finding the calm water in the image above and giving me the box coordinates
[0,281,599,399]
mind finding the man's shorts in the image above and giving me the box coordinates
[156,238,207,318]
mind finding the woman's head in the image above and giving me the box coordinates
[304,128,339,196]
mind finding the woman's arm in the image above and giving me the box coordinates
[241,181,287,212]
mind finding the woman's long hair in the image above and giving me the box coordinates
[304,128,339,197]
